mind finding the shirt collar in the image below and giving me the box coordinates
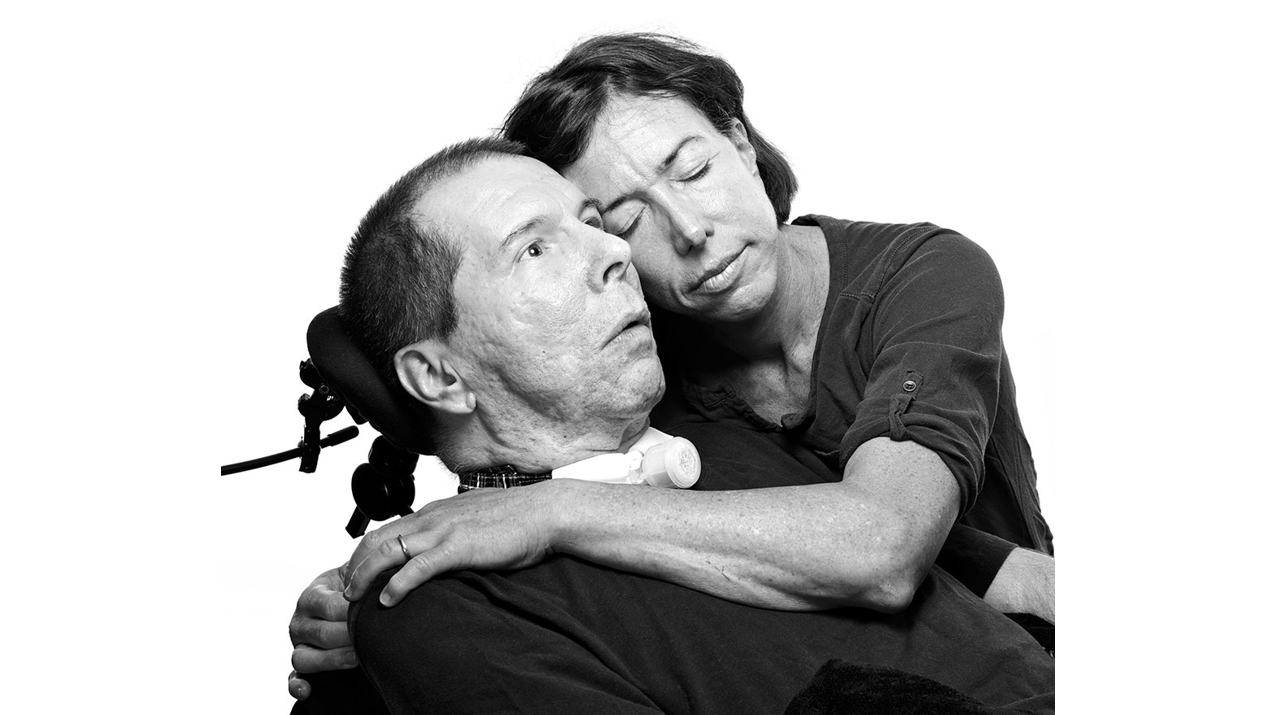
[456,464,551,492]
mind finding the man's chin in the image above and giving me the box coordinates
[633,360,666,410]
[605,364,665,422]
[646,372,667,411]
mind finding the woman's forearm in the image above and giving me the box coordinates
[553,438,961,612]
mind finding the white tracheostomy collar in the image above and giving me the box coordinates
[550,427,700,489]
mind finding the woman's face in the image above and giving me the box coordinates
[561,94,781,323]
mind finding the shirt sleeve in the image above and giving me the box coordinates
[838,231,1005,514]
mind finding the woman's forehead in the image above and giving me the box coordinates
[591,94,715,152]
[568,94,719,188]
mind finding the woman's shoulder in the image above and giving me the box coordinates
[794,214,991,290]
[793,214,956,251]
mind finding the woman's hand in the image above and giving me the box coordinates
[344,481,565,607]
[984,548,1055,623]
[287,565,357,701]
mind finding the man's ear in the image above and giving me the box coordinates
[725,118,760,177]
[395,339,476,415]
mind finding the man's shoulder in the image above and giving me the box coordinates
[349,557,688,632]
[345,558,683,711]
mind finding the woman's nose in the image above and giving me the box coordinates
[666,197,712,255]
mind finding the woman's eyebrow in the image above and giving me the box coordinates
[658,136,700,173]
[601,136,701,215]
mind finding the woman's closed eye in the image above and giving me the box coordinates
[614,207,646,240]
[679,161,712,183]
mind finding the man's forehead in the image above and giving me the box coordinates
[413,154,588,268]
[419,155,574,226]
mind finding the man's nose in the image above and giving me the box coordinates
[597,229,634,288]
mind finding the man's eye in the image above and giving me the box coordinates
[522,242,545,259]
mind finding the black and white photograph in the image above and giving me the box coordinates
[5,1,1271,711]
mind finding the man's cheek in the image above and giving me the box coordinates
[515,290,587,335]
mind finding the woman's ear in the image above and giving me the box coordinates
[726,118,760,177]
[395,340,476,415]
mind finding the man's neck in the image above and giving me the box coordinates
[447,408,650,475]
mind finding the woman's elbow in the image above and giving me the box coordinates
[857,527,931,613]
[864,573,922,613]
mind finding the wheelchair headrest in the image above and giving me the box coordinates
[306,306,435,455]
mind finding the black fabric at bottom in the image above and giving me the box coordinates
[784,659,1034,715]
[289,667,388,715]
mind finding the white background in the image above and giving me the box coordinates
[4,1,1272,711]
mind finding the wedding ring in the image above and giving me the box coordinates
[397,534,411,561]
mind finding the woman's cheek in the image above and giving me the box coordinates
[630,243,677,298]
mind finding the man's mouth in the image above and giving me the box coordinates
[607,307,652,345]
[690,248,745,294]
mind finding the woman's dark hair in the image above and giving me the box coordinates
[502,33,798,223]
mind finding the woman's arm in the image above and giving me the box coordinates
[556,436,961,611]
[345,436,959,612]
[292,500,1050,696]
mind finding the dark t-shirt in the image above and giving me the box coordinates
[654,217,1053,554]
[350,419,1054,714]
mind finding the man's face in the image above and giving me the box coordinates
[424,155,664,428]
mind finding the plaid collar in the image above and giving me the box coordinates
[457,464,552,492]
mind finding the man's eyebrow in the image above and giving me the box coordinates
[498,199,600,252]
[500,215,548,252]
[601,136,699,215]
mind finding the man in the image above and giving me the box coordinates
[337,140,664,476]
[289,137,1053,713]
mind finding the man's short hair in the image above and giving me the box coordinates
[502,32,798,223]
[339,137,525,445]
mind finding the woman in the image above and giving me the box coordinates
[289,32,1054,707]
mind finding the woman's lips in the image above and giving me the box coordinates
[691,247,745,294]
